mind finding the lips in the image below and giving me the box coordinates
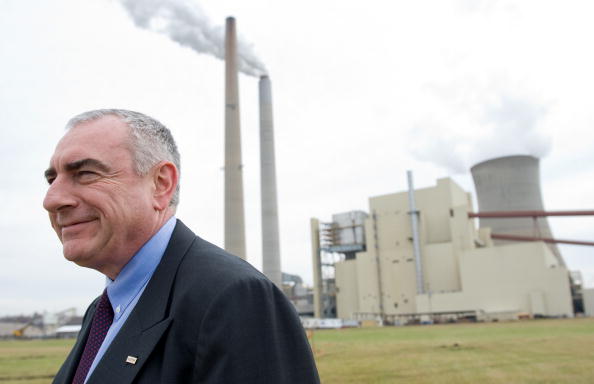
[59,218,98,237]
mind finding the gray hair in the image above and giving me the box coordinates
[66,109,181,207]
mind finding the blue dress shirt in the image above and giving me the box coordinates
[84,216,176,383]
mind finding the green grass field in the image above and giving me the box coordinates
[0,338,73,384]
[1,318,593,383]
[312,318,594,383]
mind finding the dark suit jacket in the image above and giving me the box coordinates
[53,220,320,383]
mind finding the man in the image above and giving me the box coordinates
[44,109,320,383]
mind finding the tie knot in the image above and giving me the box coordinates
[97,289,114,321]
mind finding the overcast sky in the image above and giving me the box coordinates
[1,0,593,316]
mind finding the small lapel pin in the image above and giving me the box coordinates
[126,355,138,365]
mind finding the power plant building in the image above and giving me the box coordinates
[314,177,573,323]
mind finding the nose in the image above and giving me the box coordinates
[43,176,77,213]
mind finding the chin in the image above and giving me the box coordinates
[62,243,93,266]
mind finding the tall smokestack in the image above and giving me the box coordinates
[224,17,246,259]
[259,75,282,287]
[471,155,565,266]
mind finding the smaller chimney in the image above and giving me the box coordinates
[259,75,282,288]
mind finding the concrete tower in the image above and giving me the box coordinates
[259,75,282,287]
[471,155,565,266]
[224,17,246,259]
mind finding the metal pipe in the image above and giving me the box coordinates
[469,210,594,218]
[371,211,385,322]
[310,218,323,318]
[407,170,424,294]
[491,233,594,247]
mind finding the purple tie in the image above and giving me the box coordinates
[72,289,114,384]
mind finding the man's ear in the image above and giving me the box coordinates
[152,161,178,211]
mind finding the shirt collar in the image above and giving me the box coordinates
[105,216,177,320]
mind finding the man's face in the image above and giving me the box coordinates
[43,116,155,274]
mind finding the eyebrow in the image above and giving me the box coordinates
[44,158,110,180]
[65,158,110,173]
[44,167,56,180]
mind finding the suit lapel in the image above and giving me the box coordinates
[85,315,173,383]
[87,220,196,384]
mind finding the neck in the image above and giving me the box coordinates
[101,209,175,280]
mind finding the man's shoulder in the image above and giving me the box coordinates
[159,220,288,330]
[185,235,266,282]
[169,219,271,294]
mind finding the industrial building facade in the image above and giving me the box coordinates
[314,177,573,323]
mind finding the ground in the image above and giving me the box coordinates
[1,318,593,383]
[312,318,594,383]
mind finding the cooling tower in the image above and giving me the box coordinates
[224,17,246,259]
[259,75,282,287]
[471,155,565,266]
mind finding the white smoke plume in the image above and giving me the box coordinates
[409,80,552,174]
[118,0,267,77]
